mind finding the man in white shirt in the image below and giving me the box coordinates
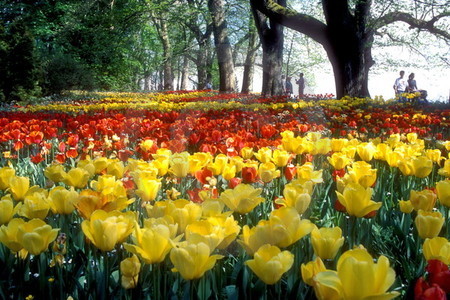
[393,70,407,101]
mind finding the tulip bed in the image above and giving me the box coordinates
[1,90,450,300]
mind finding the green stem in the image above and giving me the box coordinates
[38,254,47,298]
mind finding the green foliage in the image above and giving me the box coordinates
[43,53,96,94]
[0,20,42,104]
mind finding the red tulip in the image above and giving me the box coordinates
[241,166,258,183]
[414,277,446,300]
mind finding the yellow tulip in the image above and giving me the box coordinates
[124,224,177,264]
[301,257,326,286]
[146,199,202,234]
[271,149,290,167]
[170,242,223,280]
[246,244,294,285]
[206,215,241,249]
[189,152,213,174]
[17,219,59,256]
[311,227,345,260]
[81,210,135,251]
[312,138,331,155]
[373,143,392,161]
[258,162,280,183]
[238,207,314,254]
[48,186,78,215]
[398,158,414,176]
[336,183,381,217]
[422,237,450,265]
[271,207,315,248]
[19,189,50,220]
[0,195,20,225]
[62,168,90,188]
[409,189,437,211]
[306,132,322,142]
[436,180,450,207]
[185,220,225,252]
[254,147,272,163]
[152,156,170,176]
[347,161,377,188]
[425,149,443,163]
[327,152,352,170]
[414,210,444,239]
[411,156,433,178]
[330,138,348,152]
[341,145,356,159]
[201,198,226,217]
[406,132,418,144]
[44,164,66,183]
[135,179,161,203]
[438,159,450,177]
[169,152,190,178]
[91,175,127,198]
[229,156,244,173]
[313,248,398,300]
[385,150,404,168]
[120,255,141,289]
[356,142,376,162]
[8,176,30,201]
[386,133,401,147]
[0,218,25,252]
[398,200,414,214]
[240,147,254,160]
[75,190,102,219]
[0,167,15,190]
[278,183,311,214]
[218,184,264,214]
[208,154,228,176]
[222,164,237,181]
[296,162,323,183]
[107,160,126,179]
[140,139,154,151]
[77,159,96,177]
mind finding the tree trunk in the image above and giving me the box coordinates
[250,0,285,97]
[208,0,236,92]
[153,16,173,91]
[241,26,258,94]
[180,55,189,90]
[322,0,374,98]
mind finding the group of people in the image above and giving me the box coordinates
[283,73,305,98]
[393,70,428,102]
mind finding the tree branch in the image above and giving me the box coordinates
[375,11,450,40]
[250,0,329,46]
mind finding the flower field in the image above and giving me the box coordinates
[1,90,450,299]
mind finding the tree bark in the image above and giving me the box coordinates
[208,0,236,92]
[153,16,174,90]
[180,55,190,90]
[185,0,214,90]
[250,0,285,97]
[241,24,258,94]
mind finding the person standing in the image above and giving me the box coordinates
[281,75,286,94]
[285,76,293,96]
[407,73,418,92]
[296,73,305,98]
[393,70,407,101]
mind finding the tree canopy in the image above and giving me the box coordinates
[0,0,448,102]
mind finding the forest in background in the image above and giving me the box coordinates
[0,0,449,103]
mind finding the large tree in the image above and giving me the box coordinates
[250,0,450,98]
[250,0,285,96]
[208,0,236,92]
